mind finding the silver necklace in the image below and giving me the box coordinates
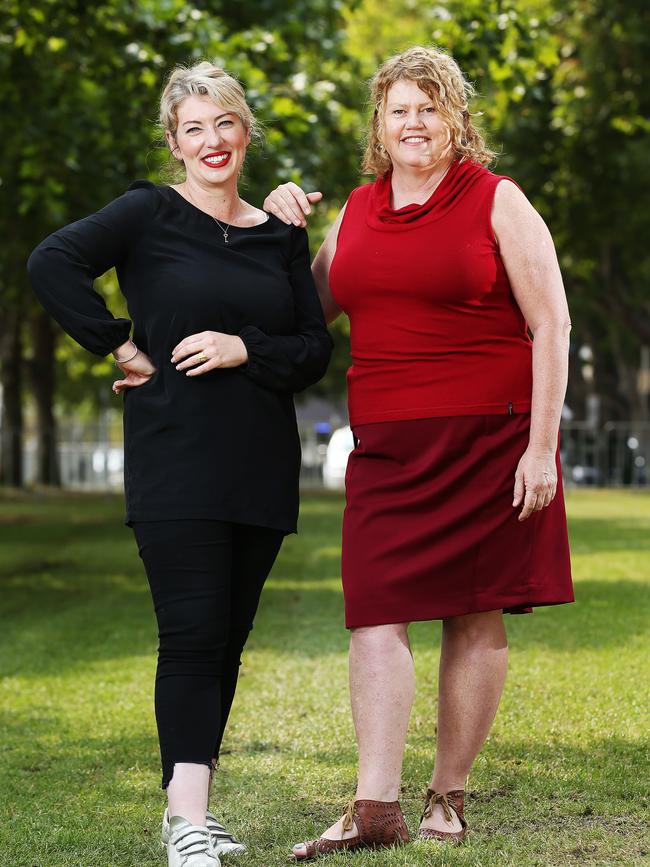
[211,214,230,244]
[183,184,236,244]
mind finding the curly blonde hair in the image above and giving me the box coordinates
[362,46,496,176]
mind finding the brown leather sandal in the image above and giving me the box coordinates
[291,798,409,860]
[417,789,468,844]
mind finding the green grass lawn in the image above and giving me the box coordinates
[1,489,648,867]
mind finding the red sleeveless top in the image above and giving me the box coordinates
[329,159,533,427]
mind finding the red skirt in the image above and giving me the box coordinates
[341,414,573,628]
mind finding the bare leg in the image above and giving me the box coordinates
[420,609,508,833]
[292,623,414,855]
[167,763,211,826]
[353,623,414,801]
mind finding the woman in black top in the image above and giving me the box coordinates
[28,62,331,867]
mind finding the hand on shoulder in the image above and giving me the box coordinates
[263,183,323,227]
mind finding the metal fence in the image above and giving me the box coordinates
[11,418,650,491]
[560,421,649,487]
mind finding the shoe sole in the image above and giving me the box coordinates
[161,841,246,856]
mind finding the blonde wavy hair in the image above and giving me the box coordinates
[158,61,262,180]
[362,46,496,176]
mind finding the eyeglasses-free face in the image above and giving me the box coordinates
[167,94,250,191]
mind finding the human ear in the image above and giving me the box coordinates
[165,130,182,161]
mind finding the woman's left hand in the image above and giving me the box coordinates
[171,331,248,376]
[513,447,558,522]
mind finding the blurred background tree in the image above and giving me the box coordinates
[1,0,648,486]
[346,0,650,421]
[0,0,362,484]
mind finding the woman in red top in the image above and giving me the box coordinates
[267,46,573,856]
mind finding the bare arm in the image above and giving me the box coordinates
[492,180,572,521]
[312,203,347,324]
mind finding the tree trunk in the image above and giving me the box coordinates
[0,310,24,487]
[28,309,60,486]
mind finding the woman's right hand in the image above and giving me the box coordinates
[263,183,323,227]
[112,349,157,395]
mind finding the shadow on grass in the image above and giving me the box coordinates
[249,577,649,655]
[567,515,650,554]
[1,487,648,677]
[403,735,649,806]
[1,573,648,678]
[3,725,646,824]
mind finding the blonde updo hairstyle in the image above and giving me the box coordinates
[159,61,262,179]
[362,46,495,177]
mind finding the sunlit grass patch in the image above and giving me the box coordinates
[0,489,648,866]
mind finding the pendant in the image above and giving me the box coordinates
[223,232,229,244]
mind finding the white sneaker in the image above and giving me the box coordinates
[163,808,247,857]
[167,815,221,867]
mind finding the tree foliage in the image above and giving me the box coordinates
[0,0,362,413]
[0,0,648,478]
[344,0,650,419]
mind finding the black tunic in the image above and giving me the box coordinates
[27,181,332,531]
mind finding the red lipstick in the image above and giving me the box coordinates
[200,151,231,168]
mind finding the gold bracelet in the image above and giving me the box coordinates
[113,341,138,364]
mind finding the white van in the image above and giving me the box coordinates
[322,426,355,490]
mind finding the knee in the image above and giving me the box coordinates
[221,625,253,671]
[350,622,411,656]
[443,610,507,649]
[157,608,230,667]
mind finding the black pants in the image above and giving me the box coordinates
[132,520,285,789]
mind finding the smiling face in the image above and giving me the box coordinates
[166,93,250,189]
[381,79,451,173]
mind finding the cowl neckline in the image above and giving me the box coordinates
[367,158,488,231]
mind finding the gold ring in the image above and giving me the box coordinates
[196,353,208,364]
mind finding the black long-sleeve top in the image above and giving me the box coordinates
[27,181,332,531]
